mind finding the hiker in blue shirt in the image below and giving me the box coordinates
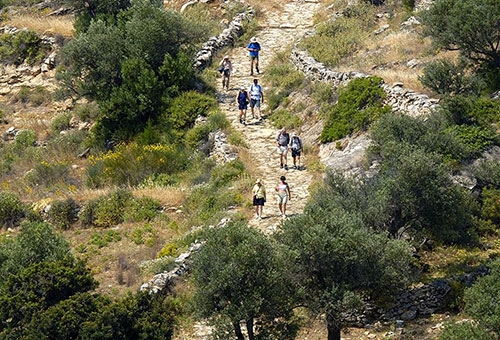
[247,36,261,76]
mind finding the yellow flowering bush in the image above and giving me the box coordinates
[87,142,187,187]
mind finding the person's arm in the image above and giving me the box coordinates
[260,88,264,103]
[287,184,291,199]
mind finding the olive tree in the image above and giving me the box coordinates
[421,0,500,68]
[191,222,298,340]
[275,172,412,340]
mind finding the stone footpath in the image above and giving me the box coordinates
[215,0,320,234]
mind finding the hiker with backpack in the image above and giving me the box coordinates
[236,87,249,125]
[276,127,290,170]
[247,36,261,75]
[249,78,264,121]
[290,132,303,169]
[219,55,233,90]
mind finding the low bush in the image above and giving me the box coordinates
[46,198,79,230]
[419,58,484,96]
[299,3,375,67]
[89,230,122,248]
[321,76,390,142]
[210,159,246,187]
[124,196,161,222]
[473,160,500,188]
[79,189,133,228]
[14,129,36,151]
[11,85,52,105]
[268,108,303,130]
[449,124,497,159]
[51,111,73,134]
[0,191,25,229]
[25,161,70,187]
[0,30,51,65]
[86,142,188,187]
[166,91,217,139]
[73,102,101,122]
[481,187,500,226]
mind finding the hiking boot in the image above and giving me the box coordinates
[293,165,297,170]
[280,164,283,169]
[284,165,288,170]
[250,71,254,76]
[243,120,246,126]
[256,67,260,74]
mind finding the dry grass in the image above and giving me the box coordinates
[4,13,75,37]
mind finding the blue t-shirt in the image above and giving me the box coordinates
[247,42,261,57]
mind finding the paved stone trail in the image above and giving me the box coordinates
[216,0,320,234]
[175,1,321,339]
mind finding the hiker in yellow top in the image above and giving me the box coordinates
[252,178,266,221]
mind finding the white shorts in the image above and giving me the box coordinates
[278,145,288,155]
[278,193,288,204]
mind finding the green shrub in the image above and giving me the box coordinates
[185,124,210,150]
[51,112,73,134]
[139,173,178,188]
[299,3,375,67]
[129,224,157,246]
[0,30,50,65]
[46,198,79,230]
[73,102,101,122]
[25,161,70,187]
[473,160,500,188]
[14,129,36,151]
[311,81,335,105]
[166,91,217,138]
[437,321,494,340]
[79,189,133,228]
[157,242,178,258]
[211,159,246,187]
[268,108,303,130]
[0,191,25,229]
[86,142,188,187]
[11,85,51,105]
[321,76,390,142]
[89,230,122,248]
[449,124,497,159]
[124,196,161,222]
[402,0,415,11]
[481,187,500,225]
[207,111,230,130]
[419,58,484,95]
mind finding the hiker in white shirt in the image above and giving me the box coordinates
[249,78,264,121]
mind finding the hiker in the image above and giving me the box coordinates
[249,78,264,120]
[247,36,261,75]
[275,176,291,219]
[290,132,303,169]
[236,87,249,125]
[276,127,290,170]
[219,55,233,90]
[252,178,266,221]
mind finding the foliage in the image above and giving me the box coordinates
[13,129,36,151]
[25,160,70,187]
[11,85,52,105]
[0,191,25,229]
[0,30,51,65]
[448,124,497,159]
[79,189,132,228]
[165,91,218,140]
[86,142,188,187]
[460,260,500,336]
[191,222,298,340]
[46,198,79,230]
[124,196,161,222]
[275,177,412,339]
[0,221,71,283]
[89,230,122,248]
[321,76,390,142]
[473,159,500,188]
[51,111,73,134]
[419,58,484,96]
[480,187,500,227]
[437,321,494,340]
[59,0,210,143]
[299,2,375,67]
[268,109,303,130]
[421,0,500,71]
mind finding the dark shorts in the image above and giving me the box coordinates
[253,197,265,206]
[223,69,230,77]
[250,55,259,61]
[238,102,248,110]
[292,149,301,158]
[250,98,260,108]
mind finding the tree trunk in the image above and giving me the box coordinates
[246,318,255,340]
[326,315,341,340]
[233,321,245,340]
